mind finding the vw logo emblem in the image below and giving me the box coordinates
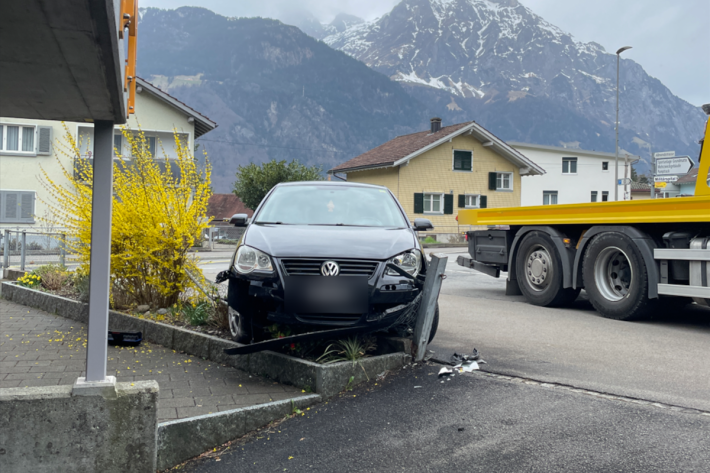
[321,261,340,277]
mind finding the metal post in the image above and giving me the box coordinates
[20,231,26,271]
[615,53,620,202]
[85,120,115,383]
[650,148,655,199]
[413,253,448,361]
[59,233,66,267]
[3,230,9,269]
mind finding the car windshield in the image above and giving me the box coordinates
[255,185,408,227]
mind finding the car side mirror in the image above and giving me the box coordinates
[229,213,249,227]
[413,218,434,231]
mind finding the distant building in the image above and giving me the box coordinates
[511,142,632,205]
[0,77,216,229]
[674,167,706,196]
[328,118,544,237]
[206,194,253,240]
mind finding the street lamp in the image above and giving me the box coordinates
[615,46,632,201]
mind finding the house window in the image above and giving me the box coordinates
[543,191,558,205]
[423,193,444,214]
[494,172,513,191]
[601,191,609,202]
[562,157,577,174]
[464,194,480,208]
[591,191,598,202]
[452,150,472,171]
[0,190,35,223]
[114,134,123,157]
[0,124,35,154]
[602,161,609,171]
[147,136,156,157]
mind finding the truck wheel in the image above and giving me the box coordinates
[516,232,580,307]
[582,232,654,320]
[228,307,252,344]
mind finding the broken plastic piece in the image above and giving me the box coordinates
[438,367,453,378]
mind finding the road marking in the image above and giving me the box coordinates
[471,370,710,417]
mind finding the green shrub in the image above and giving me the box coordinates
[181,300,212,326]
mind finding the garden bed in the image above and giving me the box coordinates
[2,281,411,398]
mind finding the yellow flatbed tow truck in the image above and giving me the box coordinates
[456,107,710,320]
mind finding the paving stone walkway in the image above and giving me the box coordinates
[0,298,301,422]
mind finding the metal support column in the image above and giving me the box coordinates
[20,231,26,271]
[59,233,66,267]
[3,230,9,269]
[85,120,115,382]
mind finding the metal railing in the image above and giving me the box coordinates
[1,229,72,270]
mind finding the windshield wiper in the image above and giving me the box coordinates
[255,221,286,225]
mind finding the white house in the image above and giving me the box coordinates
[511,142,634,205]
[0,77,216,229]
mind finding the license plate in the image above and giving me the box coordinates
[284,276,368,314]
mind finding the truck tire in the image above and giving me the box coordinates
[582,232,654,320]
[516,232,580,307]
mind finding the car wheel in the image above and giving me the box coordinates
[582,232,655,321]
[516,232,580,307]
[228,306,252,344]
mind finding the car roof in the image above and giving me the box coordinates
[275,181,387,190]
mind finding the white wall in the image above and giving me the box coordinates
[0,91,195,230]
[516,145,626,206]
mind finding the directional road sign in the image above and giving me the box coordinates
[654,182,667,188]
[655,156,693,176]
[653,151,675,159]
[654,175,678,183]
[618,178,632,185]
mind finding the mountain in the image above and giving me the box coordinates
[291,12,365,40]
[137,7,427,192]
[321,0,705,172]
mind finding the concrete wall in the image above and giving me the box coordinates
[0,90,195,231]
[514,145,627,205]
[0,381,158,473]
[346,133,521,233]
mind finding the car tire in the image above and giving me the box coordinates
[228,306,252,344]
[582,232,655,321]
[516,232,580,307]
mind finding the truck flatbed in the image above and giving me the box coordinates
[458,194,710,226]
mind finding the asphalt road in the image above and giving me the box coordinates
[183,364,710,473]
[428,248,710,412]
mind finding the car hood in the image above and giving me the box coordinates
[244,224,418,260]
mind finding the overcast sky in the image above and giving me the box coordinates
[142,0,709,107]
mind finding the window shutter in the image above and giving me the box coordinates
[458,194,465,208]
[480,195,488,208]
[5,193,17,220]
[488,172,497,190]
[37,127,52,155]
[444,194,454,214]
[20,193,34,221]
[413,193,424,214]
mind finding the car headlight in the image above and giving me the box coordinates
[234,245,274,274]
[386,250,422,278]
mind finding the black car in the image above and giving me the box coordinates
[219,181,438,344]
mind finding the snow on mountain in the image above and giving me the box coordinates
[320,0,704,166]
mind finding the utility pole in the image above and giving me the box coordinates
[615,46,632,201]
[650,147,655,199]
[624,154,629,200]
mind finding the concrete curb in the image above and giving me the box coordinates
[2,282,410,398]
[156,394,321,470]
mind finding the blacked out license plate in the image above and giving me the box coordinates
[284,276,368,314]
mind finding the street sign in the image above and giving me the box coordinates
[653,151,675,159]
[618,178,631,185]
[654,175,678,183]
[655,156,693,176]
[654,182,667,188]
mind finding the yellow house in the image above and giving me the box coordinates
[328,118,545,236]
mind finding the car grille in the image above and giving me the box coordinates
[281,259,379,278]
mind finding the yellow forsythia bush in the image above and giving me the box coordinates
[40,125,212,308]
